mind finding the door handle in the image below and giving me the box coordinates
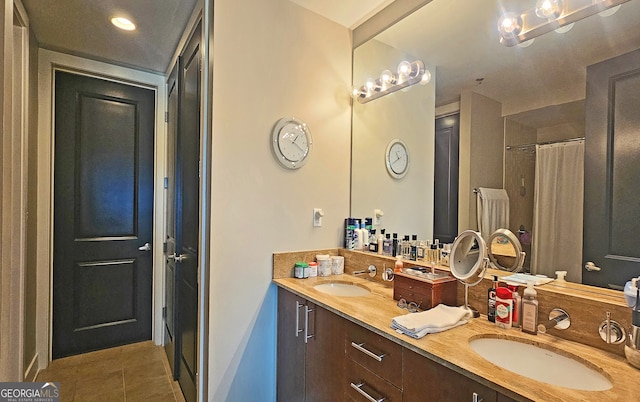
[138,242,152,251]
[167,253,187,262]
[585,261,601,272]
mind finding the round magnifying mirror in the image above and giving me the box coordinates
[450,230,489,318]
[450,230,488,286]
[487,228,526,273]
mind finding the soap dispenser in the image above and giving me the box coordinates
[521,282,538,334]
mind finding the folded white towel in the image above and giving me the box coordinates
[391,304,472,339]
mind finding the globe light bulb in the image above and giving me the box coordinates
[498,13,522,38]
[535,0,563,19]
[420,69,432,85]
[397,61,412,81]
[379,69,396,88]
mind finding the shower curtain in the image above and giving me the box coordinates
[531,140,584,282]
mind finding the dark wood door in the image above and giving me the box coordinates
[305,302,345,402]
[175,22,201,402]
[276,287,307,401]
[434,114,460,243]
[53,71,155,358]
[584,47,640,289]
[164,64,179,377]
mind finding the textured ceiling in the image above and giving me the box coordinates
[21,0,198,74]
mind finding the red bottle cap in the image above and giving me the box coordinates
[496,287,512,299]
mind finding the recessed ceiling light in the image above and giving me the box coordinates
[111,17,136,31]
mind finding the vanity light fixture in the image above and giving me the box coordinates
[498,0,630,47]
[111,16,136,31]
[352,60,430,104]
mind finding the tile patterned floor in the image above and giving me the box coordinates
[35,341,186,402]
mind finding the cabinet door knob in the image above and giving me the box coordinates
[472,392,483,402]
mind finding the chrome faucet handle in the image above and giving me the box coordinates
[538,308,570,333]
[599,311,626,344]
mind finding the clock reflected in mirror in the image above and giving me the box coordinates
[271,117,313,170]
[385,138,409,179]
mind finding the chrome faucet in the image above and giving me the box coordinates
[353,265,376,278]
[538,308,570,333]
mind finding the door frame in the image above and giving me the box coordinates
[35,49,167,369]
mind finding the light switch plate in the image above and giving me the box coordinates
[313,208,324,227]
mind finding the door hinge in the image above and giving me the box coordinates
[165,111,169,123]
[164,177,169,189]
[162,306,167,320]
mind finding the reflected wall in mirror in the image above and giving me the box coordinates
[351,0,640,288]
[351,40,436,240]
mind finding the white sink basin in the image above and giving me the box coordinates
[313,282,370,297]
[469,337,612,391]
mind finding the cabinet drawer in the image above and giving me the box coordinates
[345,358,402,402]
[345,320,402,388]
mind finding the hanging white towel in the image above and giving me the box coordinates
[391,304,472,339]
[477,187,509,243]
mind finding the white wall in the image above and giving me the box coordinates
[459,91,504,232]
[209,0,352,400]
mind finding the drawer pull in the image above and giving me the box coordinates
[305,305,314,343]
[295,301,304,337]
[472,392,483,402]
[351,342,385,362]
[350,382,385,402]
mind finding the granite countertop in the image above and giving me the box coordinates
[273,274,637,402]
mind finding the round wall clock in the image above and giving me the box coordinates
[385,139,409,179]
[271,117,312,169]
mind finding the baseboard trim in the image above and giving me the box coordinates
[24,353,39,381]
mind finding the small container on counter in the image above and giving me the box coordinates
[294,262,309,279]
[331,256,344,275]
[316,255,332,277]
[308,261,318,277]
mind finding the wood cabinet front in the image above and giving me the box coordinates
[403,347,498,402]
[277,287,345,402]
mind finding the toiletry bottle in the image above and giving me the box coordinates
[383,233,393,256]
[361,222,369,250]
[368,229,378,253]
[363,218,373,250]
[377,229,385,255]
[410,235,418,261]
[417,240,426,261]
[351,223,360,250]
[521,282,539,334]
[395,255,403,273]
[487,275,498,323]
[344,218,353,250]
[495,286,513,329]
[392,233,399,257]
[401,235,411,259]
[430,243,438,265]
[507,283,521,328]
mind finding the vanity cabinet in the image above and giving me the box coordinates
[344,319,403,401]
[403,347,522,402]
[277,285,524,402]
[276,287,345,401]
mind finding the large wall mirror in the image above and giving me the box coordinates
[351,0,640,289]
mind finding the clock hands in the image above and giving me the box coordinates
[289,133,306,152]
